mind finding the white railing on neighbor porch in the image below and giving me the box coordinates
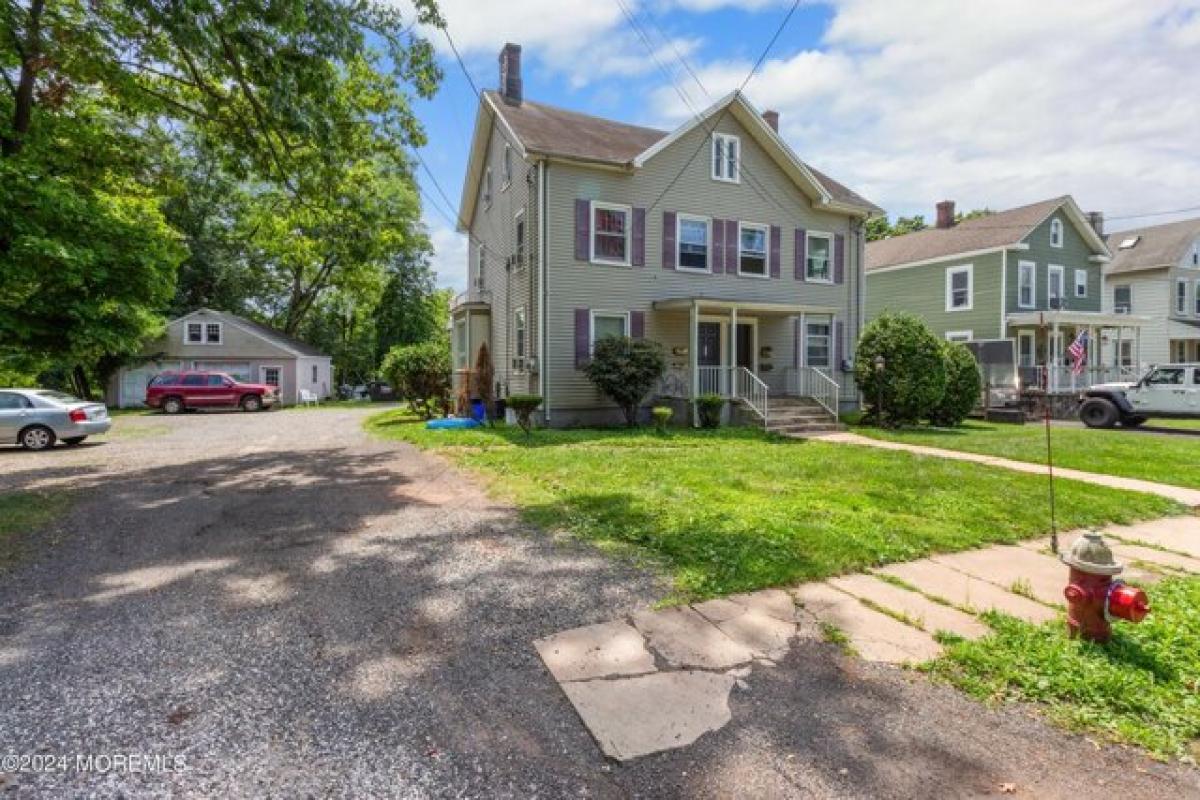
[1019,365,1142,394]
[786,367,840,418]
[735,367,769,420]
[697,365,730,397]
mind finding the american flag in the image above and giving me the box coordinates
[1067,329,1089,375]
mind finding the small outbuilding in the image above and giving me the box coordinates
[107,308,333,408]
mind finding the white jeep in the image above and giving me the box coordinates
[1079,364,1200,428]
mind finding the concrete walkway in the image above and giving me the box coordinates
[811,432,1200,507]
[535,516,1200,762]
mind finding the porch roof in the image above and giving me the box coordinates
[651,297,840,316]
[1006,310,1149,328]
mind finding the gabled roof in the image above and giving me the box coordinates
[1105,217,1200,276]
[457,90,881,231]
[866,196,1109,271]
[173,309,328,357]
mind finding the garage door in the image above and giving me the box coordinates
[192,362,253,382]
[119,363,182,407]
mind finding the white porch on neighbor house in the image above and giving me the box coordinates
[650,297,844,422]
[1007,310,1150,394]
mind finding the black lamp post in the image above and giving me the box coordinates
[873,355,886,426]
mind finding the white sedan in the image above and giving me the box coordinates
[0,389,112,451]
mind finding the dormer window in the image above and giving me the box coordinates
[712,133,739,183]
[1049,218,1063,248]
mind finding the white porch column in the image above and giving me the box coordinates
[1051,321,1060,392]
[729,305,738,400]
[690,300,699,427]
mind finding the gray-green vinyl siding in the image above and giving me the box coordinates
[866,251,1004,340]
[542,112,864,414]
[1005,211,1103,313]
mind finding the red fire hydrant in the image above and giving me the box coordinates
[1062,531,1149,644]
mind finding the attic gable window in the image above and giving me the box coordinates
[186,323,203,343]
[712,133,739,183]
[186,321,221,344]
[1050,218,1063,248]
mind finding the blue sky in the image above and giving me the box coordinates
[403,0,1200,289]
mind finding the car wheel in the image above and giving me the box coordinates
[162,396,184,414]
[240,394,263,412]
[1122,415,1147,428]
[63,436,87,446]
[19,425,56,451]
[1079,398,1119,429]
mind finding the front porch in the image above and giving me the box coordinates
[650,298,846,431]
[1007,310,1149,394]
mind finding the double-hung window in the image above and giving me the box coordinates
[806,232,833,282]
[590,311,629,352]
[187,321,221,344]
[1177,279,1189,315]
[1048,265,1064,308]
[1114,285,1132,313]
[1194,279,1200,315]
[738,222,768,277]
[590,202,631,266]
[712,133,739,183]
[677,215,710,272]
[1050,218,1063,248]
[1017,261,1036,308]
[945,265,973,311]
[513,307,526,370]
[474,244,486,289]
[502,144,513,188]
[1074,268,1088,298]
[483,168,493,207]
[514,209,526,268]
[186,322,203,344]
[805,321,831,367]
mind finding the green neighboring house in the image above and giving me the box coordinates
[865,197,1147,393]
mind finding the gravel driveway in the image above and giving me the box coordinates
[1,408,1196,798]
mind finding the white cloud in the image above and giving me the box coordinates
[426,215,470,290]
[646,0,1200,227]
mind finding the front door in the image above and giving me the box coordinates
[698,322,721,366]
[735,323,754,371]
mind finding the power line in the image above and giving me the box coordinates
[1106,205,1200,222]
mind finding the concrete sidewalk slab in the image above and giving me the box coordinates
[829,574,989,640]
[560,671,736,761]
[792,583,942,664]
[632,606,755,669]
[1105,517,1200,559]
[930,545,1066,607]
[1112,542,1200,574]
[533,620,656,683]
[876,560,1059,623]
[1017,536,1164,584]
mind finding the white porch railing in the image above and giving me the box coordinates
[735,367,769,420]
[1019,365,1141,393]
[697,365,731,397]
[786,367,840,418]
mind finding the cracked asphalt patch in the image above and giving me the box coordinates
[1,409,1197,797]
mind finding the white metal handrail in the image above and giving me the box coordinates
[697,365,730,397]
[735,367,768,420]
[789,367,840,418]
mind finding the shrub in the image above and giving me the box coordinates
[696,393,724,428]
[473,342,495,421]
[929,342,982,426]
[853,313,946,427]
[381,340,451,420]
[651,405,673,435]
[583,336,667,426]
[507,394,543,438]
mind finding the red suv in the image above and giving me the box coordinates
[145,371,279,413]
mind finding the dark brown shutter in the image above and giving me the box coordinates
[712,219,724,274]
[834,233,845,284]
[631,310,645,339]
[834,319,845,370]
[662,211,676,270]
[575,308,590,368]
[769,225,781,278]
[725,220,738,272]
[575,200,590,261]
[632,207,646,267]
[795,228,807,281]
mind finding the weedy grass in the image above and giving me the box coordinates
[0,491,66,567]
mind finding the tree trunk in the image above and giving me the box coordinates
[2,0,45,157]
[72,364,93,400]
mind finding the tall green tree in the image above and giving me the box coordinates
[376,249,441,359]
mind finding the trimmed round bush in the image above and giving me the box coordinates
[381,340,451,420]
[507,394,543,437]
[583,336,667,426]
[853,312,946,427]
[696,393,724,428]
[929,342,982,427]
[651,405,673,434]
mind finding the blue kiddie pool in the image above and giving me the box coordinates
[426,417,482,430]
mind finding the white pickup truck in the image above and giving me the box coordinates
[1079,364,1200,428]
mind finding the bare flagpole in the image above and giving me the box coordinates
[1041,313,1059,556]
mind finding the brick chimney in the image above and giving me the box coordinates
[936,200,956,229]
[499,43,522,105]
[762,110,779,133]
[1087,211,1105,237]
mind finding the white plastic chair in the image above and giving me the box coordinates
[299,389,319,407]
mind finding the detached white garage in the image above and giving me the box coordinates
[107,309,333,408]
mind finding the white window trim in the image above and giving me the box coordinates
[1177,279,1189,315]
[1047,264,1065,307]
[1017,260,1036,309]
[186,322,204,344]
[589,309,630,353]
[945,264,974,312]
[711,133,740,184]
[737,221,770,279]
[259,364,283,387]
[484,167,493,208]
[1113,284,1132,313]
[1074,268,1088,298]
[502,144,513,190]
[474,243,486,289]
[453,319,469,370]
[945,330,973,343]
[1050,218,1064,248]
[513,306,527,371]
[804,318,833,369]
[805,230,835,284]
[1017,330,1036,367]
[187,321,223,345]
[589,201,632,267]
[675,213,712,273]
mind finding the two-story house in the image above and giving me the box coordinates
[450,44,880,428]
[1102,217,1200,367]
[865,197,1147,394]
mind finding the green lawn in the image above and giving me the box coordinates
[854,421,1200,490]
[366,411,1181,600]
[1144,418,1200,431]
[0,491,66,567]
[927,577,1200,761]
